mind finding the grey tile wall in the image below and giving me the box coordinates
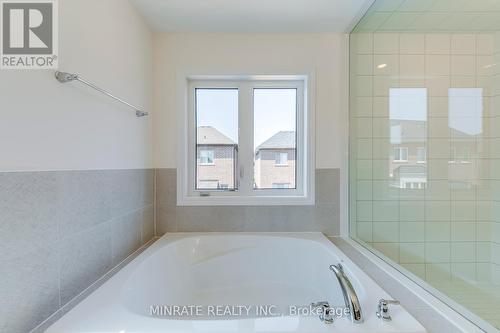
[0,169,155,333]
[156,168,340,236]
[1,167,340,332]
[31,237,158,333]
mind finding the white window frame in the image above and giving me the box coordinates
[393,147,408,162]
[272,183,291,189]
[177,74,315,206]
[198,149,215,165]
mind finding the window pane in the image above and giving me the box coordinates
[275,152,288,165]
[417,147,426,163]
[401,148,408,161]
[394,147,409,162]
[254,89,297,189]
[199,150,214,165]
[196,89,238,190]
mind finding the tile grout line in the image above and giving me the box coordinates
[30,237,159,333]
[154,168,157,237]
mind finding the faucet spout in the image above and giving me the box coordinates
[330,263,363,323]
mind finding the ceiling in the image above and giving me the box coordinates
[130,0,375,33]
[355,0,500,32]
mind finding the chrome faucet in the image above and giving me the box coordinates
[330,263,363,323]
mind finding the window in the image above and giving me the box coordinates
[394,147,408,162]
[254,89,296,189]
[404,182,425,189]
[199,150,215,165]
[195,89,238,191]
[179,75,313,206]
[274,152,289,166]
[448,88,483,136]
[452,146,472,163]
[416,147,426,163]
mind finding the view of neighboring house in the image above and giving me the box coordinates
[255,131,296,189]
[196,126,237,190]
[390,120,427,189]
[198,120,477,192]
[448,128,478,188]
[196,127,296,190]
[389,120,478,190]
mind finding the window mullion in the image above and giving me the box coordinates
[237,82,254,195]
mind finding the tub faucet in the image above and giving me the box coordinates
[330,263,363,323]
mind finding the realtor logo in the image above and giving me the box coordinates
[1,0,58,69]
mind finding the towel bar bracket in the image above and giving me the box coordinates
[55,71,148,117]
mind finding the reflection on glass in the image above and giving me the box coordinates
[449,88,483,188]
[416,147,426,163]
[449,88,483,136]
[389,88,428,189]
[196,89,238,190]
[254,89,297,190]
[350,2,500,329]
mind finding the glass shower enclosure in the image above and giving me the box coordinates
[349,0,500,331]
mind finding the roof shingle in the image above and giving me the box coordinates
[256,131,296,150]
[197,126,236,145]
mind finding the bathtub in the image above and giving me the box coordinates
[45,233,426,333]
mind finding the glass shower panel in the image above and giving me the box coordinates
[349,0,500,331]
[389,88,427,191]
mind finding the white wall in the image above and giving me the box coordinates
[153,32,349,169]
[0,0,153,171]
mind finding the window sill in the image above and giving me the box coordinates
[177,194,315,206]
[449,161,472,164]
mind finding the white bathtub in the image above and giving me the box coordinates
[46,233,426,333]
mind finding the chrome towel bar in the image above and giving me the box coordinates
[54,71,148,117]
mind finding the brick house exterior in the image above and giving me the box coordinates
[196,126,237,190]
[196,127,298,190]
[389,120,427,189]
[255,131,296,189]
[389,120,478,190]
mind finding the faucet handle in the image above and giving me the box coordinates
[311,301,334,324]
[311,301,329,308]
[376,299,400,321]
